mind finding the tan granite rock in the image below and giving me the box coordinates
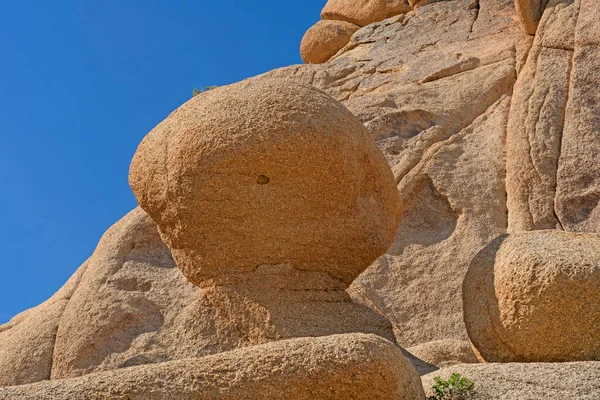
[506,0,579,232]
[301,20,360,64]
[0,259,88,386]
[556,0,600,232]
[463,231,600,362]
[515,0,545,34]
[129,77,400,349]
[2,1,598,395]
[507,0,600,233]
[0,334,426,400]
[129,78,400,288]
[50,208,203,379]
[1,207,397,385]
[265,0,525,347]
[321,0,411,27]
[406,339,479,368]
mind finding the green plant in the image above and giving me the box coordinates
[192,85,218,97]
[428,373,476,400]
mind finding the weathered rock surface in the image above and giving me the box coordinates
[0,207,400,385]
[507,0,600,233]
[0,334,426,400]
[265,0,600,350]
[264,0,527,347]
[199,265,396,348]
[0,208,199,383]
[50,208,206,379]
[464,231,600,362]
[301,20,360,64]
[129,78,401,353]
[515,0,545,34]
[0,264,86,386]
[129,78,400,288]
[321,0,411,27]
[2,0,599,395]
[422,362,600,399]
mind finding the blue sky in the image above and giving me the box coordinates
[0,0,325,324]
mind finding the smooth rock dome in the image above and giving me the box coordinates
[463,231,600,362]
[129,78,401,287]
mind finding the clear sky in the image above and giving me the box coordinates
[0,0,325,324]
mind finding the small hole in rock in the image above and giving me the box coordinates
[257,175,270,185]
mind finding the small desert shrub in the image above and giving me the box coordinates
[192,86,218,97]
[428,372,476,400]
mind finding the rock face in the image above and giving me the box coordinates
[129,78,400,288]
[268,0,525,347]
[515,0,544,34]
[422,361,600,400]
[506,0,600,233]
[0,208,200,383]
[1,0,600,396]
[267,0,600,351]
[49,208,204,380]
[0,267,83,386]
[301,20,360,64]
[321,0,411,27]
[463,231,600,362]
[0,334,426,400]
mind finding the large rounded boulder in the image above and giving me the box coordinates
[300,20,360,64]
[463,231,600,362]
[129,78,401,287]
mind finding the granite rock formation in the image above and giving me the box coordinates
[1,0,599,397]
[268,0,599,352]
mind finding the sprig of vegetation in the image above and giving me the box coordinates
[429,373,476,400]
[192,86,218,97]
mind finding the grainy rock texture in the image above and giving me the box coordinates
[0,208,399,384]
[507,0,600,233]
[406,339,479,368]
[321,0,411,27]
[0,334,426,400]
[129,78,400,352]
[0,265,86,386]
[301,20,360,64]
[1,0,599,396]
[463,231,600,362]
[267,0,600,349]
[198,265,396,348]
[49,208,204,380]
[422,362,600,399]
[267,0,525,346]
[515,0,544,34]
[129,78,400,287]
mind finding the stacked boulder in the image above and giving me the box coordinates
[128,78,403,347]
[2,0,600,398]
[0,78,427,399]
[301,0,411,63]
